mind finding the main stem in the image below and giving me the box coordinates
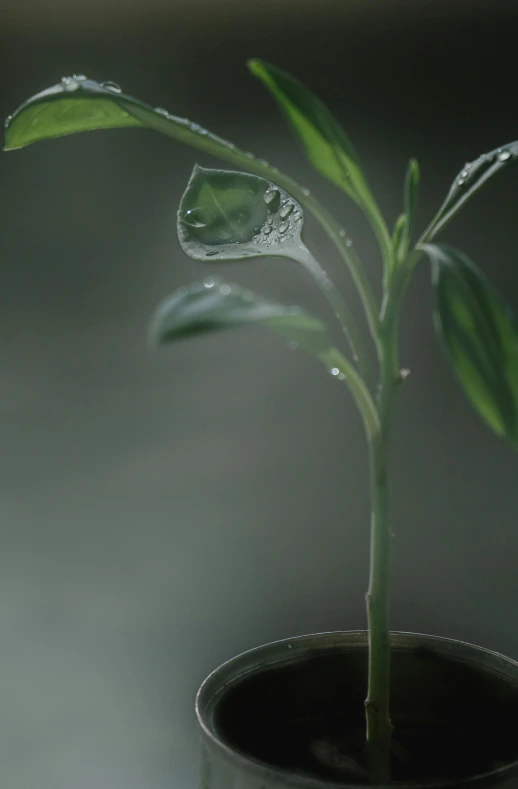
[364,273,407,783]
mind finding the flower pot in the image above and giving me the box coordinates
[196,631,518,788]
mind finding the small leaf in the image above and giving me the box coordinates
[4,75,241,159]
[392,213,408,262]
[403,158,419,246]
[426,143,518,239]
[178,165,303,262]
[247,59,374,208]
[427,243,518,445]
[150,277,330,357]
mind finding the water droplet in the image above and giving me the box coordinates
[457,177,465,187]
[257,158,269,167]
[460,170,468,179]
[346,239,353,247]
[287,644,294,649]
[339,229,347,238]
[498,150,512,162]
[72,74,87,81]
[263,225,272,235]
[330,367,340,377]
[204,278,215,288]
[100,80,122,93]
[302,187,310,197]
[183,208,209,228]
[220,284,231,296]
[155,107,169,117]
[61,76,78,92]
[264,188,281,211]
[4,115,12,129]
[279,203,294,219]
[278,221,290,234]
[205,250,218,257]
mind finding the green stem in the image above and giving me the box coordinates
[296,244,375,390]
[364,261,412,783]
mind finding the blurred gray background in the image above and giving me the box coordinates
[2,0,518,787]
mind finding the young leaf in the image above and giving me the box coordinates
[425,142,518,240]
[178,166,303,261]
[426,243,518,445]
[403,158,419,246]
[150,277,330,356]
[392,213,408,263]
[247,59,373,208]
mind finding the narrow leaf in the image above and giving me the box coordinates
[150,277,330,357]
[392,213,408,262]
[247,59,374,208]
[426,143,518,239]
[403,158,419,246]
[426,243,518,445]
[178,166,303,262]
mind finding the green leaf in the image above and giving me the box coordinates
[392,213,408,263]
[425,143,518,240]
[247,59,374,208]
[3,74,241,158]
[150,277,330,357]
[426,243,518,445]
[178,165,304,262]
[403,158,419,246]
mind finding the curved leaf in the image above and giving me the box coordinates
[151,278,381,438]
[247,59,373,208]
[4,74,242,159]
[150,277,330,356]
[426,243,518,445]
[426,142,518,239]
[178,166,304,261]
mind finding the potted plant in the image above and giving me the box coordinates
[4,64,518,787]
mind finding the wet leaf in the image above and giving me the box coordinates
[178,166,304,261]
[426,143,518,239]
[427,243,518,445]
[4,74,242,159]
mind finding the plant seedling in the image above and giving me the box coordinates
[5,64,518,783]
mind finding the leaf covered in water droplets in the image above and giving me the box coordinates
[426,142,518,239]
[178,165,304,261]
[427,243,518,446]
[150,277,331,357]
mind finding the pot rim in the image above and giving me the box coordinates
[195,630,518,788]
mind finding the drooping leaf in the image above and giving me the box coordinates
[426,142,518,239]
[178,165,304,262]
[3,74,244,162]
[247,59,375,209]
[426,243,518,445]
[150,277,330,357]
[151,278,381,438]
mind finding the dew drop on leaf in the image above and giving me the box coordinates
[204,278,215,288]
[278,221,290,234]
[100,80,122,93]
[264,188,281,211]
[220,284,232,295]
[279,203,294,219]
[497,150,512,162]
[184,208,209,229]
